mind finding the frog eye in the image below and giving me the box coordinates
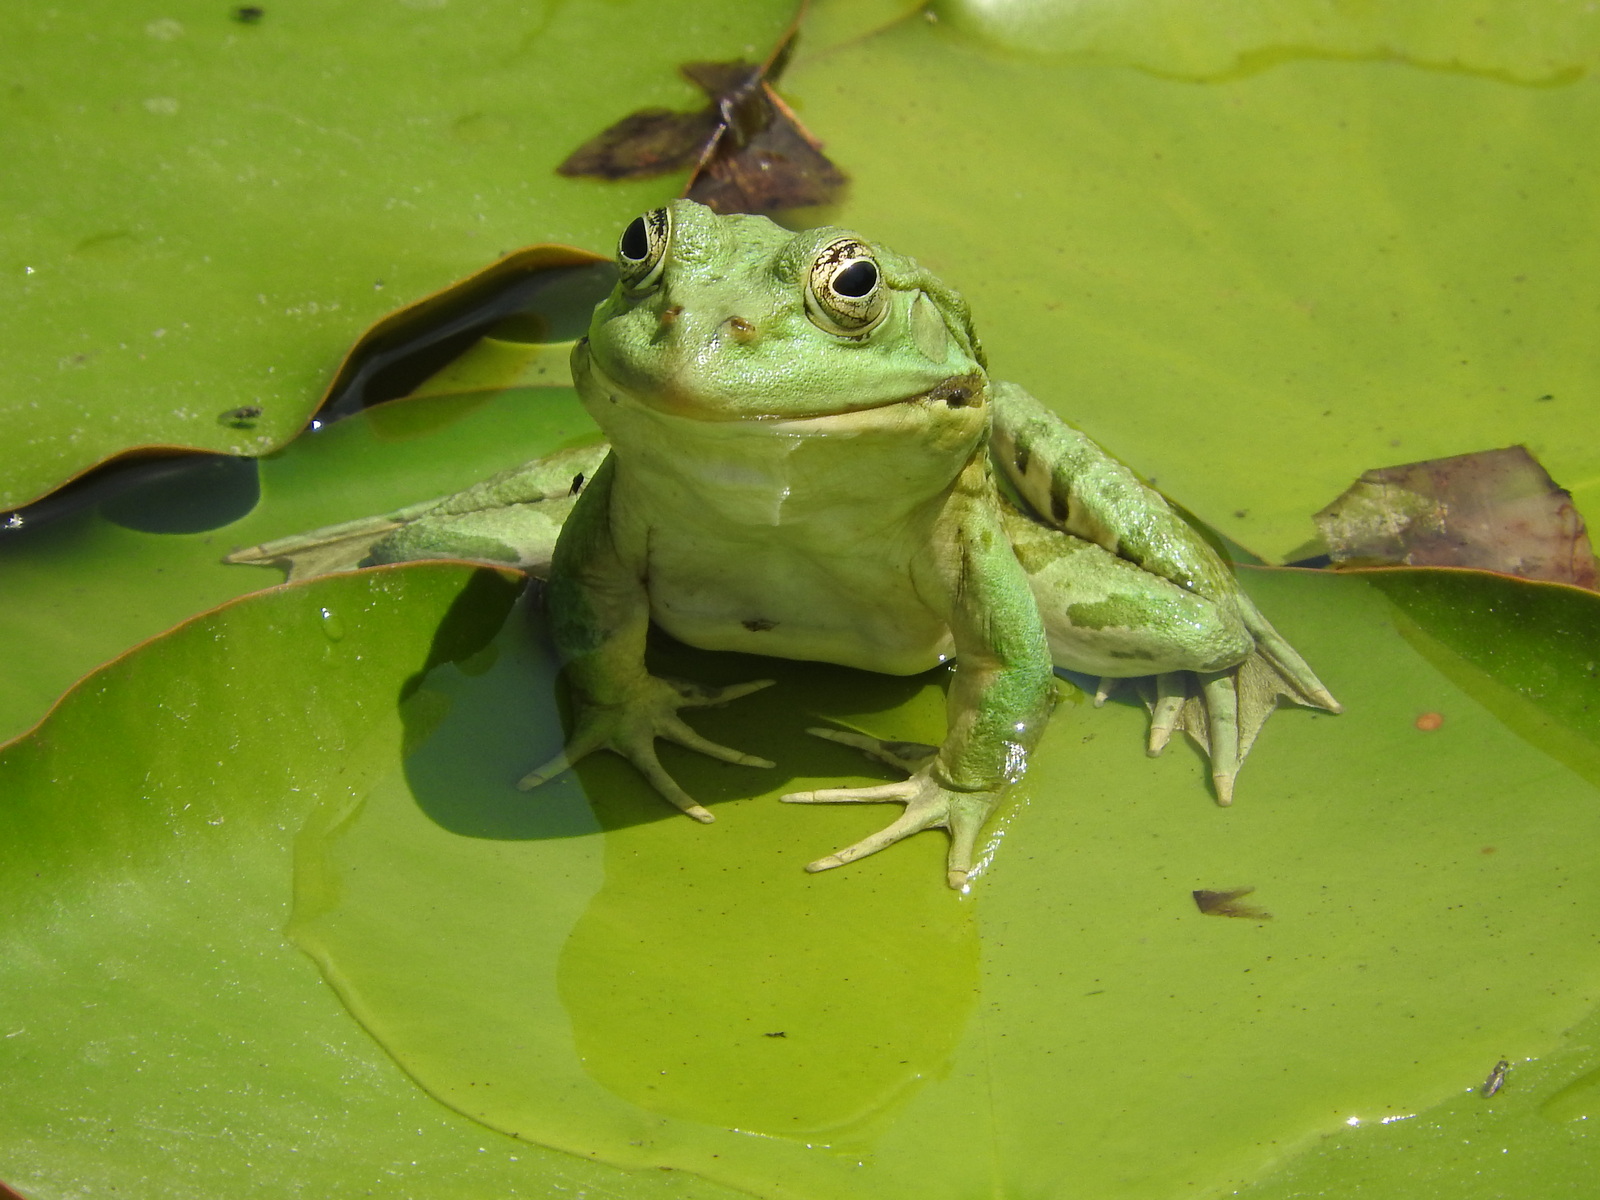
[616,207,670,291]
[806,238,887,336]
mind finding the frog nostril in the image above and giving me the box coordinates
[659,305,683,326]
[724,315,759,344]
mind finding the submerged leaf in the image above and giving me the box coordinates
[1314,445,1597,587]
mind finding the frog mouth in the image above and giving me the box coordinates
[575,341,985,423]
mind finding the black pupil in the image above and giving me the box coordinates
[619,216,650,262]
[833,260,877,298]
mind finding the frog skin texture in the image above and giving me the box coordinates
[229,200,1339,889]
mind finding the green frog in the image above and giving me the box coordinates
[230,199,1338,889]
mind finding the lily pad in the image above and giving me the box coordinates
[0,562,738,1200]
[0,385,596,746]
[7,529,1600,1196]
[6,0,1600,1196]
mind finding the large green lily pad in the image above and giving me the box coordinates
[6,490,1600,1196]
[6,0,1600,1196]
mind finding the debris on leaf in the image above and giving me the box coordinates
[218,405,263,429]
[556,22,847,214]
[1313,445,1597,588]
[555,106,721,182]
[1481,1058,1511,1097]
[1193,887,1272,920]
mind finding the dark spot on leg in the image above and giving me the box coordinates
[743,617,776,632]
[1049,488,1069,524]
[1013,439,1031,476]
[569,472,585,495]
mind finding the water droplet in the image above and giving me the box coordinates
[320,607,346,642]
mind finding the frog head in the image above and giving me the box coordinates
[576,200,988,427]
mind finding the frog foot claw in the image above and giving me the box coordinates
[517,676,775,822]
[782,762,991,891]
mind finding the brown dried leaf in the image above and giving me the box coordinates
[686,84,847,214]
[555,107,721,181]
[555,19,846,214]
[1314,445,1597,588]
[1193,887,1272,920]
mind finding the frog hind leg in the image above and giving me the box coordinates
[223,442,610,580]
[998,500,1337,805]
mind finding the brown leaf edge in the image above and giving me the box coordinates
[314,243,611,419]
[0,245,610,516]
[0,560,527,759]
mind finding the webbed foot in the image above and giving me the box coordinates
[1140,602,1340,805]
[782,728,991,890]
[518,675,775,821]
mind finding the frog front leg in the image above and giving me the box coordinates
[782,458,1058,889]
[519,454,775,820]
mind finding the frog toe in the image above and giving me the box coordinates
[626,745,715,822]
[1146,673,1187,756]
[943,808,985,891]
[667,676,776,707]
[516,722,610,791]
[1199,671,1241,807]
[660,716,775,769]
[801,804,938,874]
[781,779,921,805]
[804,725,939,774]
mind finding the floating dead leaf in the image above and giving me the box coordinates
[554,105,721,182]
[1313,445,1597,588]
[1193,887,1272,920]
[556,15,846,214]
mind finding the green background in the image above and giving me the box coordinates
[4,1,1600,1197]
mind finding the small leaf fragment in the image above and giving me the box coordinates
[556,107,722,180]
[1193,886,1272,920]
[1313,446,1597,588]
